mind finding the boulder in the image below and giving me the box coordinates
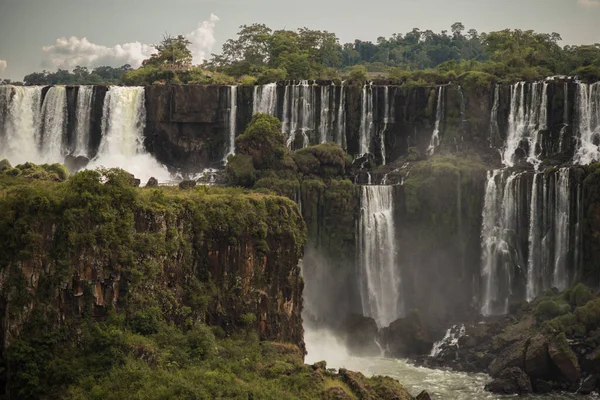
[381,310,433,357]
[533,379,553,394]
[340,314,380,357]
[146,177,159,188]
[416,390,433,400]
[524,333,551,380]
[457,335,477,349]
[179,180,197,190]
[549,333,580,384]
[64,155,90,172]
[485,367,533,395]
[488,339,527,377]
[578,374,599,395]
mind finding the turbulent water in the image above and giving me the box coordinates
[40,86,68,163]
[357,185,402,327]
[305,329,589,400]
[359,83,374,156]
[574,82,600,165]
[88,86,170,182]
[73,86,94,157]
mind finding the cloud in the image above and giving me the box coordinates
[41,14,219,70]
[0,60,6,74]
[578,0,600,6]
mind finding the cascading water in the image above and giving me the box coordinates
[252,83,277,116]
[319,85,331,143]
[553,168,571,290]
[223,85,238,161]
[502,82,549,168]
[358,83,373,156]
[73,86,94,157]
[337,82,346,148]
[0,85,43,164]
[427,86,444,156]
[380,86,390,165]
[358,185,402,327]
[430,325,466,357]
[40,86,68,163]
[284,81,313,148]
[559,82,569,152]
[88,86,170,182]
[489,84,500,147]
[574,82,600,165]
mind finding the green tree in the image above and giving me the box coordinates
[144,34,193,68]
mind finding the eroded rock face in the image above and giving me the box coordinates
[485,367,533,395]
[549,334,580,384]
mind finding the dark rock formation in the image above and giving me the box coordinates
[382,310,434,358]
[339,314,380,356]
[64,155,90,173]
[146,177,158,187]
[485,367,533,394]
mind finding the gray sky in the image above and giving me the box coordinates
[0,0,599,80]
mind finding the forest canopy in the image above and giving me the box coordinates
[12,22,600,86]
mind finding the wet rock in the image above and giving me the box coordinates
[488,339,527,377]
[312,361,327,371]
[457,335,477,349]
[382,310,433,357]
[146,177,159,188]
[533,379,553,394]
[549,333,580,384]
[485,367,533,394]
[340,314,380,357]
[134,178,141,187]
[524,333,551,380]
[578,374,599,395]
[64,155,90,172]
[416,390,432,400]
[179,180,197,190]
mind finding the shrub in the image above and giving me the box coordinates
[235,114,287,170]
[257,68,288,85]
[574,297,600,331]
[226,154,257,187]
[238,75,258,86]
[458,71,497,93]
[348,65,368,84]
[535,300,563,323]
[569,283,594,307]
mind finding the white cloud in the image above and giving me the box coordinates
[0,60,7,74]
[41,14,219,70]
[578,0,600,6]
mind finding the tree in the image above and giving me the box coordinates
[451,22,465,38]
[144,34,193,69]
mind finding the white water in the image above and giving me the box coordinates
[0,85,43,164]
[429,325,466,357]
[304,329,584,399]
[502,82,549,168]
[40,86,68,163]
[284,81,313,148]
[574,82,600,165]
[358,185,401,327]
[526,172,542,302]
[252,83,277,116]
[553,168,571,290]
[73,86,94,157]
[427,86,444,156]
[559,82,569,152]
[319,85,331,143]
[336,82,346,148]
[489,84,500,147]
[380,86,390,165]
[223,85,238,161]
[88,86,170,183]
[359,83,374,156]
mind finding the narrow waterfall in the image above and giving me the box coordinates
[358,185,402,327]
[0,86,43,164]
[553,168,571,290]
[559,82,569,152]
[252,83,277,116]
[489,84,500,147]
[319,85,331,143]
[73,86,94,157]
[89,86,170,182]
[427,86,444,156]
[336,82,346,148]
[224,86,238,161]
[502,82,548,167]
[40,86,68,163]
[283,81,314,148]
[574,82,600,165]
[526,172,542,302]
[380,86,390,165]
[359,83,373,156]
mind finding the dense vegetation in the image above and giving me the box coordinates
[8,22,600,86]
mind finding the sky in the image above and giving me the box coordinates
[0,0,599,80]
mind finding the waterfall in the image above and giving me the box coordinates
[337,82,346,148]
[553,168,570,290]
[502,82,549,167]
[379,86,391,165]
[359,83,374,156]
[89,86,170,182]
[430,325,466,357]
[224,86,238,161]
[489,84,500,147]
[427,86,444,156]
[0,86,43,165]
[40,86,68,163]
[283,81,313,148]
[559,82,569,152]
[73,86,94,157]
[319,85,331,143]
[358,185,401,327]
[574,82,600,165]
[252,83,277,116]
[526,173,542,302]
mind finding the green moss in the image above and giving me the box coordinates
[226,154,257,187]
[569,283,594,307]
[535,300,565,323]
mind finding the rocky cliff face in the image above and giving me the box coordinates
[0,170,306,354]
